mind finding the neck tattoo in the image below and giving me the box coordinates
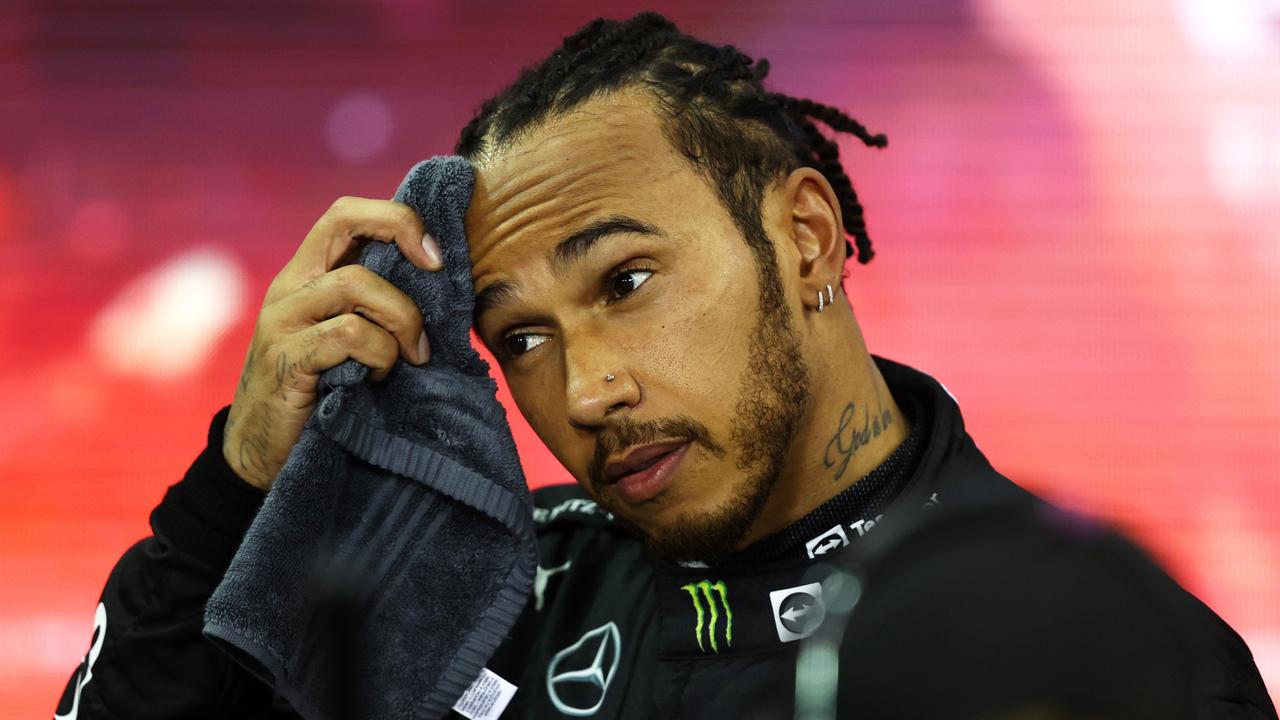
[823,401,894,483]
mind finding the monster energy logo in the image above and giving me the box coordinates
[681,580,733,653]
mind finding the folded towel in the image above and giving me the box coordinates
[203,156,537,720]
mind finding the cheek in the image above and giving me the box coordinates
[623,277,754,416]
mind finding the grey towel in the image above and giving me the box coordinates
[203,156,537,720]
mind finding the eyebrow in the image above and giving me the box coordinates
[473,279,519,331]
[550,215,665,276]
[472,215,666,329]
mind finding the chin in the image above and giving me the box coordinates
[630,475,776,564]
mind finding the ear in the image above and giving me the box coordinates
[775,167,845,311]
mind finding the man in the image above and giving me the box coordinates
[57,13,1274,719]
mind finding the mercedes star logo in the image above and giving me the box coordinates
[546,621,622,716]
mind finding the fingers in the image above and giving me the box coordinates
[275,196,443,298]
[290,313,403,384]
[222,312,404,490]
[267,264,429,365]
[224,195,443,491]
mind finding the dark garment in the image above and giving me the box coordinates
[56,357,1277,719]
[824,500,1276,719]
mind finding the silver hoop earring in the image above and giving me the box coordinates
[826,283,835,307]
[605,373,616,382]
[817,289,826,312]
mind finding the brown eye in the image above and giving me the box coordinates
[610,269,654,299]
[503,332,548,357]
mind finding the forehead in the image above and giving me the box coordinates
[464,90,709,289]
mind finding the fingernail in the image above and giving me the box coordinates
[421,233,442,269]
[417,331,430,365]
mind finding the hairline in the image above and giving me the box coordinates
[466,82,796,206]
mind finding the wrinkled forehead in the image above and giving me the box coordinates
[463,91,701,286]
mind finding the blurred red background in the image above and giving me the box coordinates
[2,0,1277,715]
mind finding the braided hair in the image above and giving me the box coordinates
[456,12,887,265]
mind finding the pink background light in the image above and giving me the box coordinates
[2,1,1276,715]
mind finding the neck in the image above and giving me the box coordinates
[737,304,911,548]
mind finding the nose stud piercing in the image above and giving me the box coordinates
[605,373,616,382]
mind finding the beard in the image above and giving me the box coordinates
[589,250,812,564]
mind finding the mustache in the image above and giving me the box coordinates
[587,415,726,487]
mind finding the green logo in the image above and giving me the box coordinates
[681,579,732,653]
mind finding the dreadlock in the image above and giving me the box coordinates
[455,11,887,265]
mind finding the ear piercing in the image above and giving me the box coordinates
[605,373,616,382]
[816,283,835,312]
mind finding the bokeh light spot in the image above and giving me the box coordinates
[325,92,395,163]
[90,248,247,380]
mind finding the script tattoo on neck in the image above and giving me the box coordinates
[823,402,894,483]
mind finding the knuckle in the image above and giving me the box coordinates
[329,195,356,214]
[332,314,364,345]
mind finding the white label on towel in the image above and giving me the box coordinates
[453,667,517,720]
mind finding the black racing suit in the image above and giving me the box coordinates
[56,357,1277,719]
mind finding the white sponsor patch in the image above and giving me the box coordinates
[533,498,613,523]
[849,514,883,537]
[769,583,826,642]
[805,524,851,558]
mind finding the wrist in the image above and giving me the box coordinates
[221,439,274,492]
[221,406,277,491]
[151,406,267,567]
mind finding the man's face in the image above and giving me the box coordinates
[467,91,810,560]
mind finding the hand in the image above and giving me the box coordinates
[223,196,443,491]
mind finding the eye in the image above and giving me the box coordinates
[609,267,654,300]
[502,332,549,358]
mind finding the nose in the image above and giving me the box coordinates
[564,345,639,430]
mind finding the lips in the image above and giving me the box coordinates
[603,441,692,504]
[603,441,688,484]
